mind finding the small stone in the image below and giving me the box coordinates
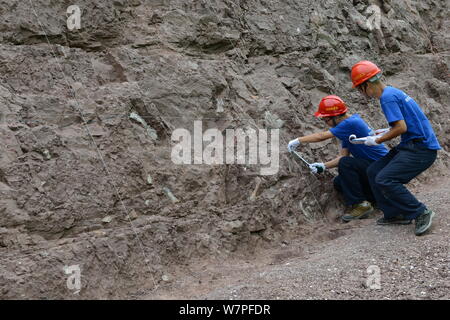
[43,149,51,160]
[162,275,170,282]
[163,187,180,204]
[130,0,141,6]
[102,216,113,223]
[129,210,138,220]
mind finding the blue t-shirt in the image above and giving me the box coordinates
[380,86,441,150]
[330,114,388,161]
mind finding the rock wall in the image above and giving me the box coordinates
[0,0,448,298]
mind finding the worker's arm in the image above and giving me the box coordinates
[324,148,350,169]
[298,130,334,143]
[375,120,407,144]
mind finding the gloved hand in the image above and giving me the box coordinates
[309,162,326,174]
[287,138,301,152]
[364,136,379,146]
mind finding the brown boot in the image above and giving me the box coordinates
[342,201,374,222]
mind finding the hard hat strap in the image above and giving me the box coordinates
[368,72,382,83]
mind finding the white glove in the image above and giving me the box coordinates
[364,136,379,146]
[309,162,326,174]
[287,138,301,152]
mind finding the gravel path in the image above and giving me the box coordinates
[148,176,449,300]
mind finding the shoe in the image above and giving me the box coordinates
[342,201,374,222]
[376,216,412,225]
[414,209,435,236]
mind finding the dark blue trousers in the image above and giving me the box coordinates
[333,156,376,206]
[366,143,437,220]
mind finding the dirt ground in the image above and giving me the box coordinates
[147,174,449,300]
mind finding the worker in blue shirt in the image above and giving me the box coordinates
[288,95,388,222]
[351,61,441,236]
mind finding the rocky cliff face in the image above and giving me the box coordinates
[0,0,448,299]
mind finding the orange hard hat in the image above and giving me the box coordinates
[351,60,382,88]
[315,95,348,117]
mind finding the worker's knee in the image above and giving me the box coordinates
[374,173,392,189]
[338,156,355,173]
[373,174,399,200]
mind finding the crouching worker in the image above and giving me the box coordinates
[288,95,388,222]
[351,61,441,236]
